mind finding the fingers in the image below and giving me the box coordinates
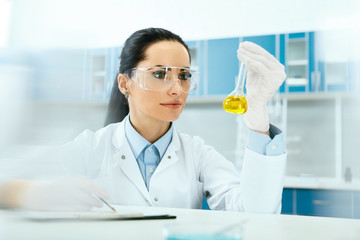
[238,54,269,77]
[237,41,285,71]
[240,41,276,62]
[68,187,104,208]
[65,175,110,200]
[21,177,110,211]
[59,175,110,210]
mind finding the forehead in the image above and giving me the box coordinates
[140,41,190,67]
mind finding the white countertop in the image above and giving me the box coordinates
[1,205,360,240]
[284,176,360,191]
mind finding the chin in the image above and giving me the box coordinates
[163,115,181,122]
[162,112,182,122]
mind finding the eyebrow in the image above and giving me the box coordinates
[154,65,190,71]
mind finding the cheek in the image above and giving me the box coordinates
[132,89,160,110]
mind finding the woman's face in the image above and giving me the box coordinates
[126,40,191,123]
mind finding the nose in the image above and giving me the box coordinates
[168,79,183,95]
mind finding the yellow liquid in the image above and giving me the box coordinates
[223,95,248,114]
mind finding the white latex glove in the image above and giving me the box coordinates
[20,175,109,211]
[237,41,286,132]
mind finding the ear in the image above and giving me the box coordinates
[117,74,130,95]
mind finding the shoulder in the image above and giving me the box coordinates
[72,121,124,147]
[174,128,213,153]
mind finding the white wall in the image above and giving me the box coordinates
[7,0,360,48]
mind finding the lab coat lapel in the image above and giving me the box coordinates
[112,122,151,203]
[155,128,181,175]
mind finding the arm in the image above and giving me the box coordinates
[0,179,31,208]
[0,130,109,211]
[197,139,286,213]
[200,42,287,213]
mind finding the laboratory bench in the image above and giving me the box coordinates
[1,205,359,240]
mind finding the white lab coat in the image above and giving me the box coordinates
[55,120,286,213]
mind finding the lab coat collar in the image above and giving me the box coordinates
[112,121,126,148]
[112,119,180,153]
[153,127,181,175]
[124,115,174,160]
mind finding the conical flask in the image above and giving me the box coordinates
[223,62,248,114]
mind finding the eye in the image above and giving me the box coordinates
[179,72,192,81]
[152,70,166,79]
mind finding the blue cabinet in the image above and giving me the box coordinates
[27,31,357,102]
[207,38,239,95]
[85,47,122,101]
[204,35,278,96]
[242,34,277,56]
[282,188,355,218]
[296,189,352,218]
[281,188,294,214]
[242,34,280,93]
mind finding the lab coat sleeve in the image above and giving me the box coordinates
[198,137,286,214]
[238,148,286,213]
[55,130,94,176]
[39,129,102,178]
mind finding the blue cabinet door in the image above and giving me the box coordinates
[281,188,294,214]
[242,34,277,56]
[296,189,352,218]
[207,38,239,95]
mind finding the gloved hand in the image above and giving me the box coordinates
[237,41,286,132]
[20,175,110,211]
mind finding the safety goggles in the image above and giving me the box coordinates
[125,66,199,93]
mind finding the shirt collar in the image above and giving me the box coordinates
[124,115,173,159]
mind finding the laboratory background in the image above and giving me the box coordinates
[1,0,360,219]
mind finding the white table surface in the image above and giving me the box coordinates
[1,205,360,240]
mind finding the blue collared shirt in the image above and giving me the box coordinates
[247,124,285,156]
[124,116,173,190]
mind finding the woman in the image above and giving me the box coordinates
[0,28,286,213]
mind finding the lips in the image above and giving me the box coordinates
[160,101,182,109]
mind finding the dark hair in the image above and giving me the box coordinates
[104,27,191,126]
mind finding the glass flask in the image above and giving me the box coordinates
[223,62,248,114]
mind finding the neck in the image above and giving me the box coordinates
[129,113,171,144]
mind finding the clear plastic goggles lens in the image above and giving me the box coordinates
[129,66,199,93]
